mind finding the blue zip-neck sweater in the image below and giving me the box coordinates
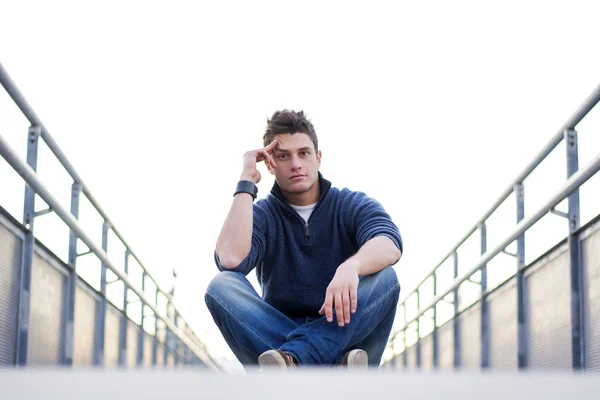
[214,172,403,319]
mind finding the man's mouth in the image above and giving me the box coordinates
[290,175,305,180]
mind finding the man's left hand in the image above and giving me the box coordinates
[319,262,360,327]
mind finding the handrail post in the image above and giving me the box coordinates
[94,221,110,366]
[433,271,439,369]
[15,125,41,366]
[565,128,584,369]
[453,251,460,369]
[138,271,146,366]
[173,311,179,366]
[480,222,489,369]
[164,301,171,366]
[515,183,527,369]
[118,249,129,366]
[416,289,421,368]
[65,182,83,366]
[152,288,159,366]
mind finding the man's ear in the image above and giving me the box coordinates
[317,150,322,168]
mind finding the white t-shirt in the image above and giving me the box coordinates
[290,202,317,223]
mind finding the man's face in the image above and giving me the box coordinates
[268,133,322,197]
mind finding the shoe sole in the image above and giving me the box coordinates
[346,349,368,369]
[258,350,289,368]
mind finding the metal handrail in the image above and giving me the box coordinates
[0,61,213,367]
[0,133,216,369]
[0,62,198,322]
[398,84,600,313]
[0,62,173,304]
[392,150,600,335]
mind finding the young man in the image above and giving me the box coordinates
[205,110,403,369]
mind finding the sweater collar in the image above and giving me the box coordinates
[270,171,332,205]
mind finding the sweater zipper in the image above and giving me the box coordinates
[271,189,329,242]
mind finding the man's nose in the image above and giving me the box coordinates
[290,156,302,170]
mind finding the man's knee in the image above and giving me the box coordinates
[374,266,400,291]
[204,271,246,309]
[363,266,401,305]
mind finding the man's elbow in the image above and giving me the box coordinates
[217,253,244,269]
[390,246,402,264]
[378,236,401,264]
[382,235,401,264]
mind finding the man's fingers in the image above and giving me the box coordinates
[257,150,267,162]
[319,304,324,315]
[265,139,279,166]
[265,138,279,151]
[351,285,358,314]
[342,289,351,324]
[257,149,277,168]
[334,292,344,327]
[324,294,333,322]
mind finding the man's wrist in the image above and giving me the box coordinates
[338,259,361,275]
[240,173,257,183]
[234,180,258,200]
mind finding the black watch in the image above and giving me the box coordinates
[234,180,258,200]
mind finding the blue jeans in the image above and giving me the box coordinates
[204,266,400,367]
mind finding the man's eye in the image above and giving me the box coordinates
[300,151,308,156]
[278,154,288,159]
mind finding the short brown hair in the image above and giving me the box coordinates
[263,109,318,152]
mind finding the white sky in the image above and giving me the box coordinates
[1,0,600,369]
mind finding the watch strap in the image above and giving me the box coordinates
[234,180,258,199]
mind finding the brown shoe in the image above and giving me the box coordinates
[258,349,297,369]
[341,349,368,369]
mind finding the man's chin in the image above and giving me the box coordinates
[277,177,317,195]
[283,185,308,194]
[281,180,313,194]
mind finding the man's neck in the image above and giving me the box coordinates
[282,179,321,206]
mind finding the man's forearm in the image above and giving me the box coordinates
[216,140,278,270]
[342,236,401,276]
[215,192,254,269]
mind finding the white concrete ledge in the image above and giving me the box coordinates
[1,368,599,399]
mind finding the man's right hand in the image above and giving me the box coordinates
[240,138,279,183]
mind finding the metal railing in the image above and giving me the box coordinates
[388,84,600,370]
[0,61,217,370]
